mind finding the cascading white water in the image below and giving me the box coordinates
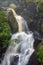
[2,8,35,65]
[7,8,29,32]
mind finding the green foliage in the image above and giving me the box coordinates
[0,11,6,22]
[10,39,20,47]
[36,40,43,65]
[3,1,9,7]
[11,39,20,43]
[14,39,20,43]
[34,0,41,3]
[36,2,43,34]
[38,3,43,12]
[38,3,43,17]
[0,9,11,52]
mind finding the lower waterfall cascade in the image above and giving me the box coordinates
[2,32,35,65]
[1,8,35,65]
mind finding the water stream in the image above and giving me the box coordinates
[7,8,29,32]
[2,8,35,65]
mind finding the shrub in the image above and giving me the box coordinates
[0,9,11,53]
[36,40,43,65]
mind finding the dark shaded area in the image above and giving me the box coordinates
[15,2,43,38]
[7,19,17,34]
[26,52,41,65]
[10,55,19,65]
[34,38,41,49]
[0,46,8,63]
[8,11,18,34]
[16,2,37,24]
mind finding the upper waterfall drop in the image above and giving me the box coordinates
[7,8,29,32]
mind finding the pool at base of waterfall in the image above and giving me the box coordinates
[1,32,35,65]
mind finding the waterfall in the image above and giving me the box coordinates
[7,8,29,32]
[1,8,35,65]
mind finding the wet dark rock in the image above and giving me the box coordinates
[10,55,19,65]
[34,38,41,49]
[26,52,41,65]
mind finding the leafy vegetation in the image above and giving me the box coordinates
[37,2,43,34]
[36,40,43,65]
[0,8,11,53]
